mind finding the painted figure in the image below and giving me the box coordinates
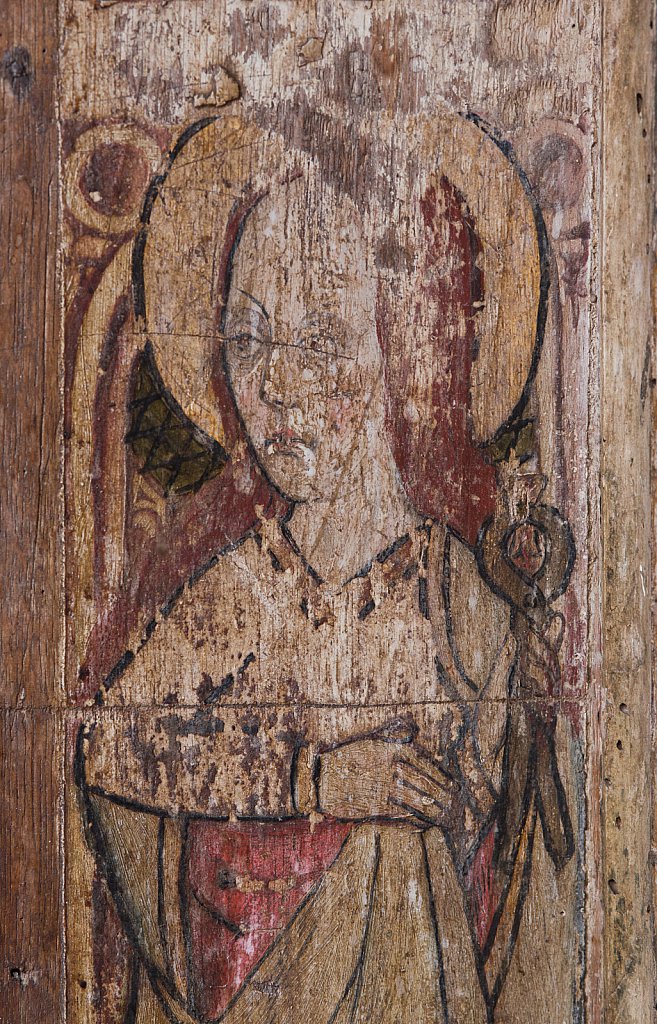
[77,112,580,1023]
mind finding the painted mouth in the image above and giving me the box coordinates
[264,432,314,456]
[263,434,316,475]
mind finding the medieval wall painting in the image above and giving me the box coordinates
[62,4,595,1022]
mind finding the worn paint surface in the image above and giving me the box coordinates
[0,1,654,1022]
[63,7,591,1020]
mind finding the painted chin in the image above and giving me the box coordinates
[257,440,318,499]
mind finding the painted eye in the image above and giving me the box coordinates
[304,332,331,351]
[297,329,339,362]
[226,333,267,364]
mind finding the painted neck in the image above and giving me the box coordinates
[285,433,418,587]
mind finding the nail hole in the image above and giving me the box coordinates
[615,815,622,829]
[79,980,87,990]
[620,702,629,714]
[616,739,623,751]
[642,128,648,137]
[608,878,619,895]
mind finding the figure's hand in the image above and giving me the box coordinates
[315,718,460,827]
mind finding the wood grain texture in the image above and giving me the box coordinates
[0,5,62,707]
[0,713,63,1022]
[599,1,656,1020]
[56,3,647,1021]
[0,2,654,1022]
[0,2,64,1022]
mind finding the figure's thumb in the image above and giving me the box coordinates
[372,716,417,744]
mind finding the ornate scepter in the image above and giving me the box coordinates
[476,463,576,884]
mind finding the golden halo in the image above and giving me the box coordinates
[136,108,544,451]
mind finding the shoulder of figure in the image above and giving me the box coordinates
[426,520,510,693]
[92,528,265,707]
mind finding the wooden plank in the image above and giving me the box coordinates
[0,712,63,1022]
[0,3,64,1022]
[600,2,656,1020]
[0,2,62,707]
[0,2,653,1022]
[59,5,596,1020]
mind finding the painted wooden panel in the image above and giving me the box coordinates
[1,2,654,1022]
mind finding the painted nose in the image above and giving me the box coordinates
[260,344,296,407]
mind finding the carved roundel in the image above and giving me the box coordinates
[65,124,162,235]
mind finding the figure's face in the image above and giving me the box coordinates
[222,180,383,503]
